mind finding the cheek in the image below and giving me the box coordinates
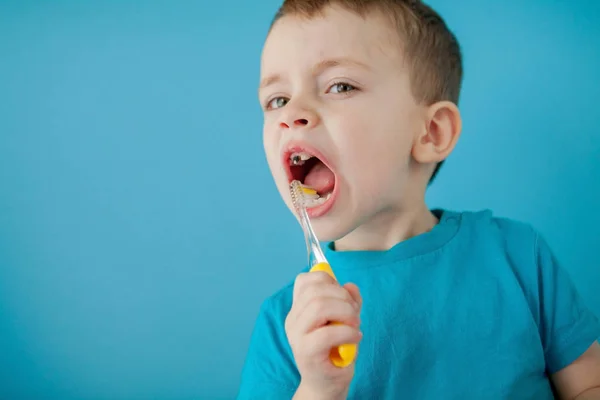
[262,125,285,182]
[340,127,412,191]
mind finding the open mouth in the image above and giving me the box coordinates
[286,150,336,208]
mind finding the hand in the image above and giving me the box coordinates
[285,271,363,399]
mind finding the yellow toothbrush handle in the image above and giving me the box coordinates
[310,262,358,368]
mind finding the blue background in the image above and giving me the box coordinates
[0,0,598,398]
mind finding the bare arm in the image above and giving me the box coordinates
[552,342,600,400]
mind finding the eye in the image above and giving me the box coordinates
[266,97,289,110]
[328,82,356,94]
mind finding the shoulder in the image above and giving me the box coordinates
[249,269,308,350]
[238,277,303,398]
[453,208,544,259]
[259,267,307,317]
[449,209,553,297]
[452,209,600,372]
[257,280,295,326]
[455,208,538,240]
[258,262,312,317]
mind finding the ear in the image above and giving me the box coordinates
[412,101,462,165]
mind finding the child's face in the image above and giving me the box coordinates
[259,6,427,242]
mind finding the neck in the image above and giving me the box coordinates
[333,201,438,252]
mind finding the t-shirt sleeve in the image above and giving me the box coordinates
[237,295,300,399]
[535,232,600,374]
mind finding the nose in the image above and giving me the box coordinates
[279,105,320,130]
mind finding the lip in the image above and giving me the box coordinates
[282,140,339,218]
[305,177,339,218]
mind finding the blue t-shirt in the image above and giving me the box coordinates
[237,210,600,399]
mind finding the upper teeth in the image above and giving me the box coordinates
[290,152,313,166]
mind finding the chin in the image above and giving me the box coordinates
[310,213,355,243]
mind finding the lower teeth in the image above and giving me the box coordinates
[304,192,332,208]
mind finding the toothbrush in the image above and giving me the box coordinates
[289,180,358,368]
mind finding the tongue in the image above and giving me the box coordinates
[304,160,335,195]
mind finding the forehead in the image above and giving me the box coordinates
[261,6,402,77]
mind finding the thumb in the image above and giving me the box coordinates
[343,283,362,308]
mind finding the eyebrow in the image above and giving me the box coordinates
[258,57,371,91]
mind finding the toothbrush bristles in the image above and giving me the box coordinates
[290,180,305,212]
[290,180,325,213]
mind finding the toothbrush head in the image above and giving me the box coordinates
[290,180,328,265]
[289,180,319,214]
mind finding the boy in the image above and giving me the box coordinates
[238,0,600,398]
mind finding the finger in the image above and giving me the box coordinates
[293,271,337,303]
[296,297,361,334]
[343,283,362,308]
[288,283,358,333]
[294,282,357,316]
[305,324,362,360]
